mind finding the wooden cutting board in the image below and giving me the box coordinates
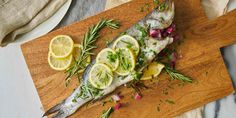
[21,0,236,117]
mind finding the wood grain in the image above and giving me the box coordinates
[21,0,235,117]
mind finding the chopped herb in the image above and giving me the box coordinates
[153,0,160,4]
[159,2,167,11]
[152,42,157,45]
[100,107,114,118]
[101,101,107,106]
[160,17,165,23]
[165,66,192,83]
[135,24,148,47]
[121,40,133,49]
[139,6,144,12]
[72,98,77,103]
[157,106,160,111]
[139,3,150,12]
[119,31,127,36]
[165,99,175,104]
[136,51,146,68]
[164,91,168,95]
[117,49,131,71]
[107,51,118,62]
[106,40,112,47]
[167,84,174,89]
[109,97,113,102]
[160,99,163,103]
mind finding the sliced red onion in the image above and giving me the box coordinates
[161,31,169,38]
[112,94,121,102]
[149,29,161,38]
[173,34,180,42]
[134,93,142,100]
[166,27,174,34]
[114,103,122,110]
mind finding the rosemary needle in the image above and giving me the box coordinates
[65,19,120,81]
[165,66,192,83]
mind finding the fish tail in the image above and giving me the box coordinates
[42,100,65,117]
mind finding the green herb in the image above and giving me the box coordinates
[165,99,175,104]
[100,107,114,118]
[136,51,146,68]
[139,3,150,12]
[72,98,77,103]
[165,66,192,83]
[99,72,112,86]
[121,40,133,49]
[119,31,127,36]
[132,71,142,82]
[135,24,148,47]
[153,0,160,4]
[159,2,167,11]
[72,82,104,102]
[157,106,160,111]
[101,101,107,106]
[117,49,131,71]
[105,40,112,47]
[107,51,118,62]
[160,99,163,103]
[65,19,120,81]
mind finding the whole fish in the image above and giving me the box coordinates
[44,1,175,117]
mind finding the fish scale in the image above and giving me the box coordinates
[44,1,175,118]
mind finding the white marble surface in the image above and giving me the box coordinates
[0,0,236,118]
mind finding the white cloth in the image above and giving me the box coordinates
[0,0,68,46]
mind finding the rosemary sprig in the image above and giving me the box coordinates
[65,19,120,81]
[100,107,114,118]
[165,66,192,83]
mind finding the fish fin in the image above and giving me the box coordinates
[42,100,65,117]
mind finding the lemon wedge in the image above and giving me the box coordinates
[115,48,136,76]
[48,52,73,71]
[73,44,91,73]
[96,48,119,71]
[141,62,165,80]
[112,35,140,56]
[89,63,113,89]
[49,35,74,58]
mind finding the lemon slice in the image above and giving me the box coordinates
[48,52,73,71]
[49,35,74,58]
[115,48,136,76]
[96,48,119,71]
[141,62,165,80]
[112,35,140,56]
[73,44,91,73]
[89,63,113,89]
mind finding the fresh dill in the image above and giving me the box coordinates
[165,66,192,83]
[65,19,120,82]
